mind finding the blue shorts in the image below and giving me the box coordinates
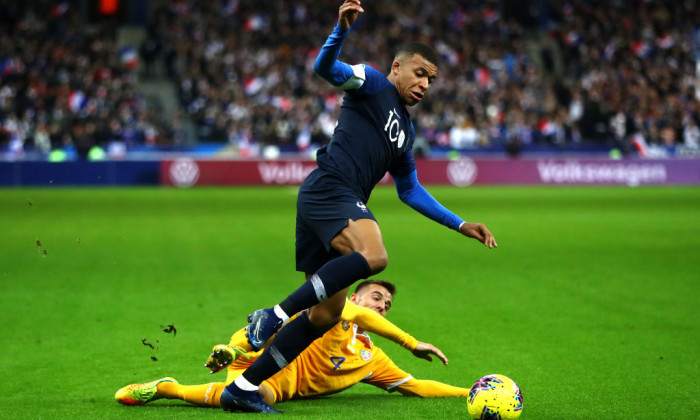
[295,170,376,274]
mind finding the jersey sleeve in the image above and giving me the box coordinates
[341,300,419,350]
[313,24,356,87]
[392,168,464,231]
[393,378,470,398]
[314,24,392,94]
[364,350,469,397]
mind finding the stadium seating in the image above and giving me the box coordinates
[1,1,698,159]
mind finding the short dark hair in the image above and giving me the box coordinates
[394,42,439,67]
[354,279,397,297]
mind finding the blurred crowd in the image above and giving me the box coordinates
[0,2,177,160]
[142,0,700,157]
[548,0,700,156]
[145,0,542,155]
[1,0,699,159]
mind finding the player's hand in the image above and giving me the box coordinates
[459,222,498,249]
[338,0,364,31]
[204,344,249,374]
[412,342,449,365]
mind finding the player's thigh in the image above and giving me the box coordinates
[296,215,337,274]
[296,178,382,272]
[331,218,388,273]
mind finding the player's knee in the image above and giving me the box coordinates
[363,250,388,274]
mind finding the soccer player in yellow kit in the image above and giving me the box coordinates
[116,280,468,408]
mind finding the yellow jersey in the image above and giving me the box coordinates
[225,300,468,402]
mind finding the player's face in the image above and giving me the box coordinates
[392,54,437,106]
[351,285,393,317]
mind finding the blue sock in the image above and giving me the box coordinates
[279,252,371,316]
[238,311,325,386]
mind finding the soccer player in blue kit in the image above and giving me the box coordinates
[221,0,498,413]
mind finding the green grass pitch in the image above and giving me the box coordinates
[1,186,698,419]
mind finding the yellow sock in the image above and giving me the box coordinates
[157,381,225,407]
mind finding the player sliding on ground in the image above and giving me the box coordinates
[222,0,497,412]
[116,280,469,408]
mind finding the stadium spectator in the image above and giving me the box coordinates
[115,280,469,408]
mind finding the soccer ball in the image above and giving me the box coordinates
[467,374,523,420]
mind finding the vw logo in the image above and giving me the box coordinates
[169,158,200,188]
[447,158,478,186]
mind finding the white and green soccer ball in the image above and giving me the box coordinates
[467,374,523,420]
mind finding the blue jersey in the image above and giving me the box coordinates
[312,23,464,232]
[316,64,416,203]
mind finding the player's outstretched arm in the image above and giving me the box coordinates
[343,303,450,364]
[348,301,448,365]
[393,169,498,248]
[395,378,469,398]
[315,1,391,94]
[314,1,368,88]
[366,356,467,398]
[342,300,420,350]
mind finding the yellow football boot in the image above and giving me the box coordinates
[115,377,178,405]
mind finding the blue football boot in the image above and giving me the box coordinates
[220,382,281,413]
[246,308,284,351]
